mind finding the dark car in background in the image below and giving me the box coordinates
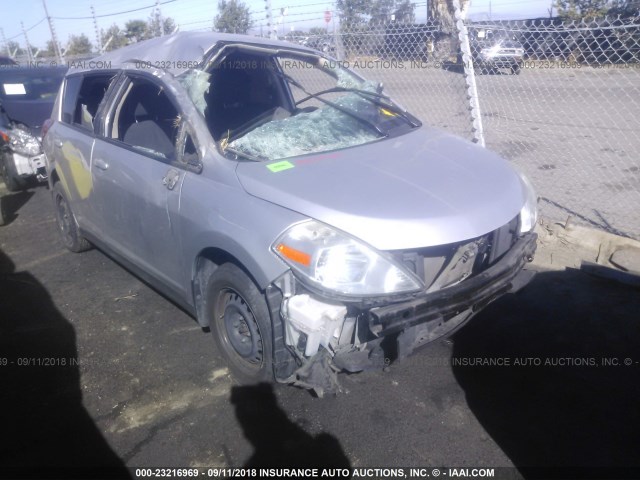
[0,56,18,66]
[0,66,66,191]
[303,35,336,54]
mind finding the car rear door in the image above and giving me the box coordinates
[46,72,118,229]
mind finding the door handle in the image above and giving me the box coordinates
[162,168,181,191]
[54,140,63,148]
[94,158,109,171]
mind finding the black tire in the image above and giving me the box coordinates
[52,182,91,252]
[1,152,27,192]
[207,263,273,384]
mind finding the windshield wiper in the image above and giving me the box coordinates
[278,72,385,137]
[223,145,266,162]
[298,86,420,128]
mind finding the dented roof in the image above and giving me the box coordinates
[87,31,316,74]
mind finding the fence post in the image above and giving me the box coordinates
[452,0,485,147]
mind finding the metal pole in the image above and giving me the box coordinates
[0,28,9,57]
[21,22,34,63]
[453,0,485,147]
[91,5,102,53]
[265,0,275,39]
[333,2,340,60]
[42,0,63,62]
[155,0,163,36]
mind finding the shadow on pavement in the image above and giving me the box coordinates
[231,383,351,469]
[452,268,640,478]
[0,189,34,226]
[0,249,130,479]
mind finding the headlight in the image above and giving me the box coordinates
[514,166,538,234]
[8,127,41,156]
[272,220,423,296]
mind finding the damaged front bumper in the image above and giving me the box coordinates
[268,232,537,395]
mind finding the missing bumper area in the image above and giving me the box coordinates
[277,233,537,395]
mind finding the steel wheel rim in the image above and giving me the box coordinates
[55,194,73,244]
[219,289,263,368]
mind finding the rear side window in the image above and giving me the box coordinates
[61,74,115,131]
[61,76,82,125]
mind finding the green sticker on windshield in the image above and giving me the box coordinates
[266,161,295,173]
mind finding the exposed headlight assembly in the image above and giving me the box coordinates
[8,127,41,157]
[273,220,423,296]
[514,166,538,234]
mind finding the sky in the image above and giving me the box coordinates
[0,0,552,53]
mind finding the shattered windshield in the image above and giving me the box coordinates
[179,50,419,161]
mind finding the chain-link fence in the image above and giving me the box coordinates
[307,14,640,240]
[5,10,639,239]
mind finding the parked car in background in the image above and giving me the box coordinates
[472,30,525,75]
[44,32,537,395]
[303,35,336,54]
[0,56,18,66]
[0,66,66,191]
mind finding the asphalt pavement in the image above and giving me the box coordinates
[1,185,639,479]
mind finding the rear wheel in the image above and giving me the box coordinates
[207,263,273,384]
[52,182,91,252]
[1,153,27,192]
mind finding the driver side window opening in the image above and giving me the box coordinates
[110,77,180,160]
[203,51,292,140]
[74,74,115,131]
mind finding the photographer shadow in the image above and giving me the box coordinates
[231,383,351,470]
[0,189,34,226]
[0,248,130,478]
[451,268,640,477]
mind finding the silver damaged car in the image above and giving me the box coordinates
[44,32,538,395]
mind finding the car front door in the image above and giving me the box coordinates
[90,73,198,298]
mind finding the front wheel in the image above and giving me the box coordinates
[52,182,91,252]
[207,263,274,384]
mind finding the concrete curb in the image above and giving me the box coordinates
[532,216,640,280]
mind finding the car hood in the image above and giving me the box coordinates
[235,128,526,251]
[1,98,53,134]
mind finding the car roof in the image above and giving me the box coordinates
[85,31,317,75]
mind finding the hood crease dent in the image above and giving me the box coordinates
[236,128,526,251]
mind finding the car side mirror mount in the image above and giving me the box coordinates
[183,152,203,174]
